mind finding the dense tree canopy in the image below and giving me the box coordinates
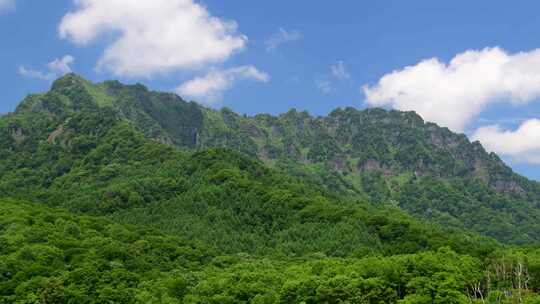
[3,200,540,303]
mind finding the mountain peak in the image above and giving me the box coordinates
[51,72,86,88]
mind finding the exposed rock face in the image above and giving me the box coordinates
[494,180,525,194]
[332,157,348,171]
[473,159,490,184]
[241,123,264,138]
[429,132,445,149]
[360,159,382,172]
[154,135,174,146]
[48,125,65,143]
[358,159,392,176]
[9,126,25,144]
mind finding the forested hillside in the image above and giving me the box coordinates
[4,73,540,243]
[0,84,494,257]
[2,74,540,302]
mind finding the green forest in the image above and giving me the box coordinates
[2,74,540,303]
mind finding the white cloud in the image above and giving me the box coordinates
[363,47,540,132]
[18,67,52,81]
[47,55,75,75]
[176,66,269,105]
[59,0,246,77]
[472,119,540,164]
[265,28,302,51]
[0,0,14,12]
[316,80,332,94]
[331,61,350,80]
[19,55,75,81]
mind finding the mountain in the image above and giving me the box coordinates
[4,74,540,302]
[0,76,493,257]
[67,73,519,188]
[4,73,540,244]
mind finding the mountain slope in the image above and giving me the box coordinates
[92,76,524,190]
[0,92,496,257]
[9,73,523,186]
[5,73,538,243]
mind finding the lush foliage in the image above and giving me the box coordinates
[20,74,539,244]
[0,199,214,303]
[195,106,540,244]
[3,74,540,302]
[0,100,494,258]
[2,199,540,303]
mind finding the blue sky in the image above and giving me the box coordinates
[2,0,540,179]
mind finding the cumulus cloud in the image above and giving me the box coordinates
[47,56,75,75]
[265,28,302,51]
[0,0,14,12]
[19,55,75,81]
[331,61,350,80]
[59,0,246,77]
[363,47,540,132]
[472,119,540,164]
[176,66,269,105]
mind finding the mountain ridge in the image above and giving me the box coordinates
[12,73,528,187]
[4,73,540,243]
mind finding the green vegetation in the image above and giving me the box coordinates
[0,199,213,303]
[2,74,540,302]
[0,99,494,258]
[195,106,540,244]
[24,74,537,243]
[2,199,540,303]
